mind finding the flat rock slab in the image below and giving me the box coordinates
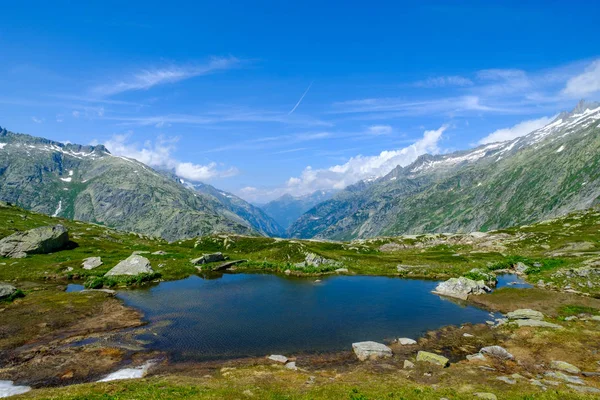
[82,256,103,270]
[397,338,417,345]
[473,393,497,400]
[506,309,544,321]
[567,384,600,394]
[514,319,563,329]
[191,252,225,265]
[352,341,393,361]
[551,360,581,374]
[416,351,449,367]
[210,259,246,272]
[267,355,288,364]
[105,255,154,276]
[544,371,585,385]
[0,224,69,258]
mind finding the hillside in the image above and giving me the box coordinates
[0,128,270,241]
[289,101,600,240]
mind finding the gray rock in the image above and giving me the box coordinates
[191,252,225,265]
[506,309,544,321]
[514,319,563,329]
[335,268,349,273]
[544,371,585,385]
[82,256,103,270]
[267,355,288,363]
[151,250,168,255]
[397,338,417,345]
[550,360,581,374]
[432,277,491,300]
[567,384,600,394]
[105,255,154,276]
[480,346,514,360]
[496,376,516,384]
[0,283,17,299]
[403,360,415,369]
[352,341,393,361]
[285,361,297,370]
[0,225,69,258]
[466,353,487,362]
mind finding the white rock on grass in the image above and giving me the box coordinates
[98,361,154,382]
[105,255,154,276]
[82,256,103,270]
[0,380,31,398]
[480,346,514,360]
[352,341,393,361]
[550,360,581,374]
[514,319,563,329]
[397,338,417,345]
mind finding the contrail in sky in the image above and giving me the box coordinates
[288,81,313,115]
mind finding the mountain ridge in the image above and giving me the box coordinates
[288,101,600,239]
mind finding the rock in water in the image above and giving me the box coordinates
[432,277,491,300]
[190,252,225,265]
[82,256,103,270]
[416,351,449,367]
[0,283,17,300]
[0,225,69,258]
[480,346,514,360]
[105,255,154,276]
[506,309,544,321]
[352,341,393,361]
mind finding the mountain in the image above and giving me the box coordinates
[259,190,336,231]
[0,128,274,240]
[183,181,285,237]
[289,100,600,240]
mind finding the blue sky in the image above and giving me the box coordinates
[1,1,600,202]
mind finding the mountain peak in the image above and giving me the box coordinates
[572,99,600,115]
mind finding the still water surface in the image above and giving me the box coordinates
[108,273,492,361]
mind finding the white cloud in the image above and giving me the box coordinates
[562,59,600,97]
[72,110,80,118]
[102,134,238,181]
[366,125,393,135]
[414,75,473,88]
[478,115,555,144]
[31,117,43,124]
[92,56,240,96]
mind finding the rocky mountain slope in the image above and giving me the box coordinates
[185,181,285,237]
[289,101,600,240]
[0,128,277,240]
[259,190,335,231]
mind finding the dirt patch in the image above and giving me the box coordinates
[0,287,145,387]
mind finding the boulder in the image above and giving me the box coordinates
[403,360,415,369]
[191,252,225,265]
[416,351,449,367]
[285,362,297,370]
[105,255,154,276]
[550,360,581,374]
[0,225,69,258]
[514,319,563,329]
[506,309,544,321]
[397,338,417,345]
[267,355,288,364]
[0,283,17,300]
[82,257,103,270]
[432,277,491,300]
[480,346,513,360]
[352,341,393,361]
[514,262,529,274]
